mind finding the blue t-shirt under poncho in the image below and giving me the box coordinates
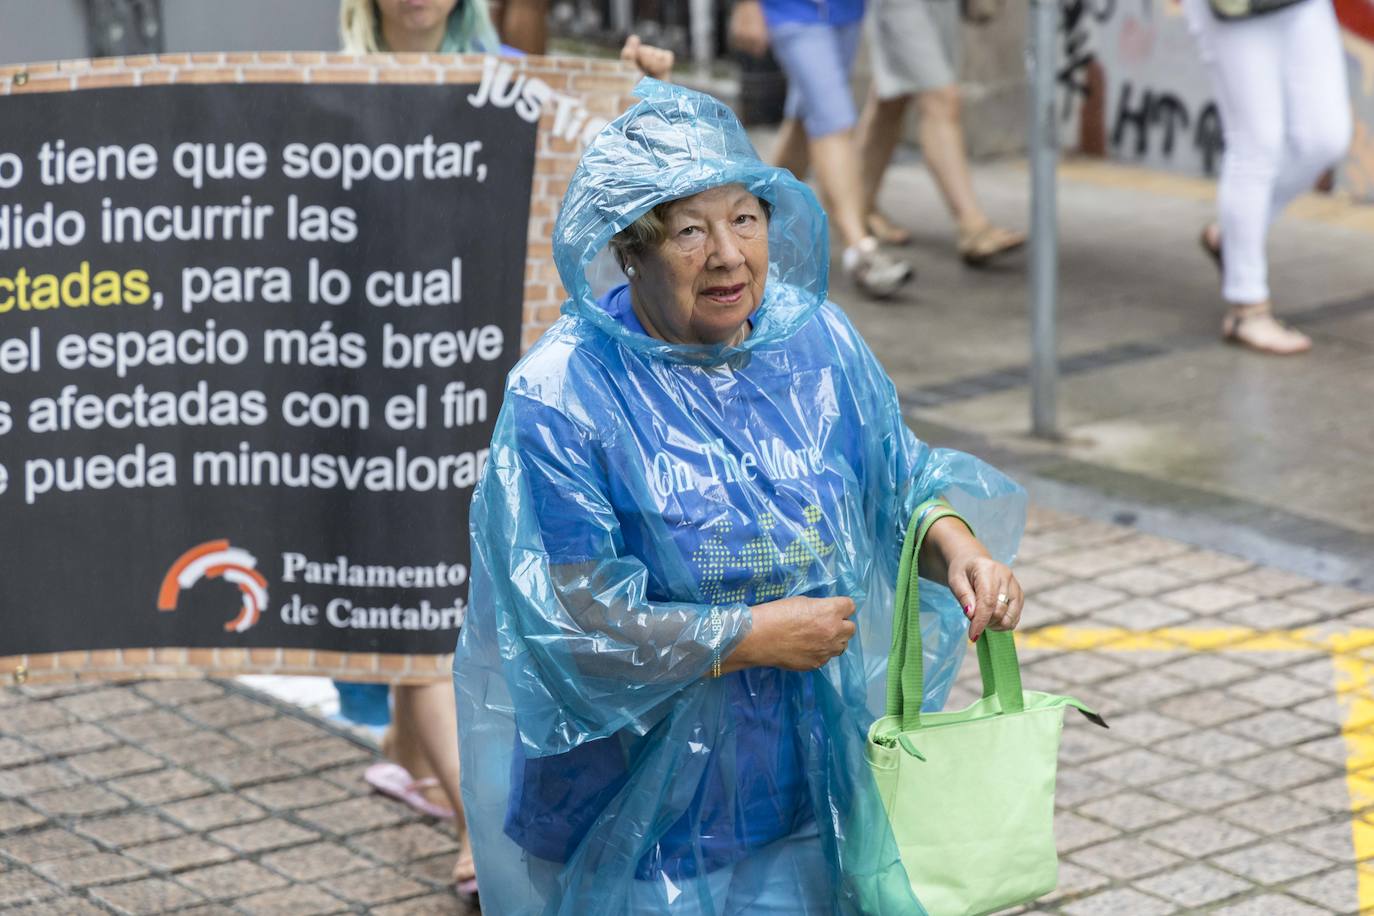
[505,284,835,877]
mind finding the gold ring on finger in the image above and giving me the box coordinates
[996,593,1010,605]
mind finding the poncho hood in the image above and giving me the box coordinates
[553,78,829,363]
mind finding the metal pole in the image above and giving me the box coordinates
[688,0,714,66]
[610,0,633,35]
[1027,0,1059,438]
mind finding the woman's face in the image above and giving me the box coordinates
[375,0,458,36]
[626,186,770,347]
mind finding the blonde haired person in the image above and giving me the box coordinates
[341,0,502,53]
[340,0,674,77]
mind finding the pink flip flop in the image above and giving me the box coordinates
[364,762,456,819]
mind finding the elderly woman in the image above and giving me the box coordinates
[455,80,1027,914]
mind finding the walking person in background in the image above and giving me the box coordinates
[854,0,1025,265]
[1184,0,1351,355]
[728,0,916,298]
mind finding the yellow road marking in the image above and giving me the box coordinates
[1018,626,1316,653]
[1334,648,1374,908]
[1017,625,1374,910]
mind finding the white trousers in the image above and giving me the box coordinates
[1184,0,1352,304]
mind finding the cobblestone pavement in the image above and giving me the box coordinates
[987,505,1374,915]
[2,504,1373,913]
[0,678,477,915]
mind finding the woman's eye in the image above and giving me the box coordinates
[735,214,756,225]
[679,225,702,237]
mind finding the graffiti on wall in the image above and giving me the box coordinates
[1338,1,1374,195]
[1057,0,1112,127]
[1111,82,1225,172]
[1057,0,1374,198]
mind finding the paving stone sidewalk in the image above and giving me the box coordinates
[2,504,1372,914]
[0,677,476,915]
[988,505,1374,915]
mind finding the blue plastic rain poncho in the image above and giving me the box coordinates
[455,80,1027,915]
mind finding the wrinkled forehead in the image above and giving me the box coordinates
[659,184,766,219]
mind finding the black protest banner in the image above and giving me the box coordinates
[0,79,536,668]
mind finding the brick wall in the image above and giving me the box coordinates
[0,52,640,685]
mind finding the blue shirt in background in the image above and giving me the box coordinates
[761,0,865,28]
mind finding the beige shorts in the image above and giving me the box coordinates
[867,0,962,99]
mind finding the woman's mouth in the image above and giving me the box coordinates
[701,283,746,304]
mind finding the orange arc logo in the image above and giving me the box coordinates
[158,540,269,633]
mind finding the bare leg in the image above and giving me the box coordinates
[776,117,912,296]
[807,130,870,250]
[917,84,1026,264]
[772,117,811,180]
[914,85,987,232]
[388,683,473,883]
[856,91,911,228]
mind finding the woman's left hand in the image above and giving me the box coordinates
[945,552,1023,642]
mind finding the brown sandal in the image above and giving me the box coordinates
[1221,302,1312,355]
[959,223,1027,266]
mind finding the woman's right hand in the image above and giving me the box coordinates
[725,595,856,673]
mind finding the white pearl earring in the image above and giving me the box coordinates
[626,265,637,278]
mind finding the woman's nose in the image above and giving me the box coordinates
[706,225,746,269]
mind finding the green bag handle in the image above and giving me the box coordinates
[886,499,1024,731]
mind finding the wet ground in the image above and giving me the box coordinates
[810,147,1374,588]
[3,502,1373,914]
[2,141,1373,912]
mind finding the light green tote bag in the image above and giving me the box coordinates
[866,502,1107,916]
